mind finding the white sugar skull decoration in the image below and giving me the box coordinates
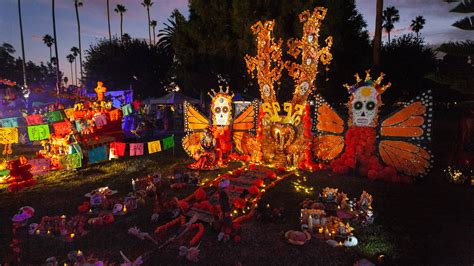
[350,86,379,127]
[209,86,234,126]
[346,71,391,127]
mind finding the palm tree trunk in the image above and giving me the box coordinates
[49,47,52,62]
[52,0,60,98]
[70,62,73,86]
[153,26,156,45]
[120,14,123,37]
[372,0,383,72]
[388,31,391,43]
[75,3,83,85]
[147,7,151,45]
[74,59,77,86]
[18,0,27,88]
[107,0,111,41]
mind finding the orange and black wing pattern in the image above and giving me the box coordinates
[378,90,433,177]
[182,132,205,158]
[232,100,259,155]
[312,94,346,161]
[183,101,210,132]
[183,101,210,156]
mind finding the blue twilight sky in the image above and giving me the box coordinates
[0,0,472,83]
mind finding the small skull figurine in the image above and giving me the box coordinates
[350,86,379,127]
[299,82,310,96]
[262,84,271,98]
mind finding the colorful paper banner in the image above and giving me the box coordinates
[88,146,108,164]
[45,110,64,123]
[66,153,82,169]
[0,127,19,144]
[162,136,175,150]
[0,117,18,128]
[148,140,162,154]
[110,142,126,157]
[121,104,133,116]
[109,109,121,121]
[63,108,75,120]
[29,158,51,175]
[53,121,72,136]
[26,114,44,125]
[27,124,50,141]
[129,143,144,156]
[94,114,108,127]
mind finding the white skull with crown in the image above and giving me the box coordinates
[346,71,391,127]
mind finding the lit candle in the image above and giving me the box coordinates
[308,215,314,232]
[70,233,75,239]
[318,228,323,234]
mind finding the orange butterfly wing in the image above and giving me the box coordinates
[232,101,259,155]
[312,94,346,161]
[182,132,205,157]
[378,91,433,177]
[379,140,431,176]
[184,101,210,132]
[380,102,426,137]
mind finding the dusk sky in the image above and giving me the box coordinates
[0,0,471,83]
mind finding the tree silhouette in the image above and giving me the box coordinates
[410,16,426,38]
[114,4,127,38]
[66,54,75,86]
[141,0,154,45]
[17,0,27,88]
[106,0,112,41]
[71,46,80,85]
[42,34,55,62]
[382,6,400,43]
[74,0,84,84]
[150,20,157,45]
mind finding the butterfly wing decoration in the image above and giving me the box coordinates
[232,100,259,155]
[312,94,346,161]
[182,101,210,157]
[378,90,433,178]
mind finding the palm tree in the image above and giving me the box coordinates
[150,20,157,45]
[410,16,426,38]
[114,4,127,38]
[66,54,75,86]
[106,0,112,41]
[71,46,79,86]
[141,0,154,45]
[52,0,61,95]
[42,34,55,62]
[17,0,27,88]
[382,6,400,43]
[74,0,83,84]
[157,14,179,57]
[373,0,383,71]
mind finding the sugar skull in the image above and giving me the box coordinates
[210,86,233,126]
[346,71,391,128]
[350,86,379,127]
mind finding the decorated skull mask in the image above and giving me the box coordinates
[350,86,379,127]
[211,93,233,126]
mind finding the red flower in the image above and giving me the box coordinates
[194,188,207,201]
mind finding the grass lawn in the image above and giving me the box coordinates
[0,110,472,265]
